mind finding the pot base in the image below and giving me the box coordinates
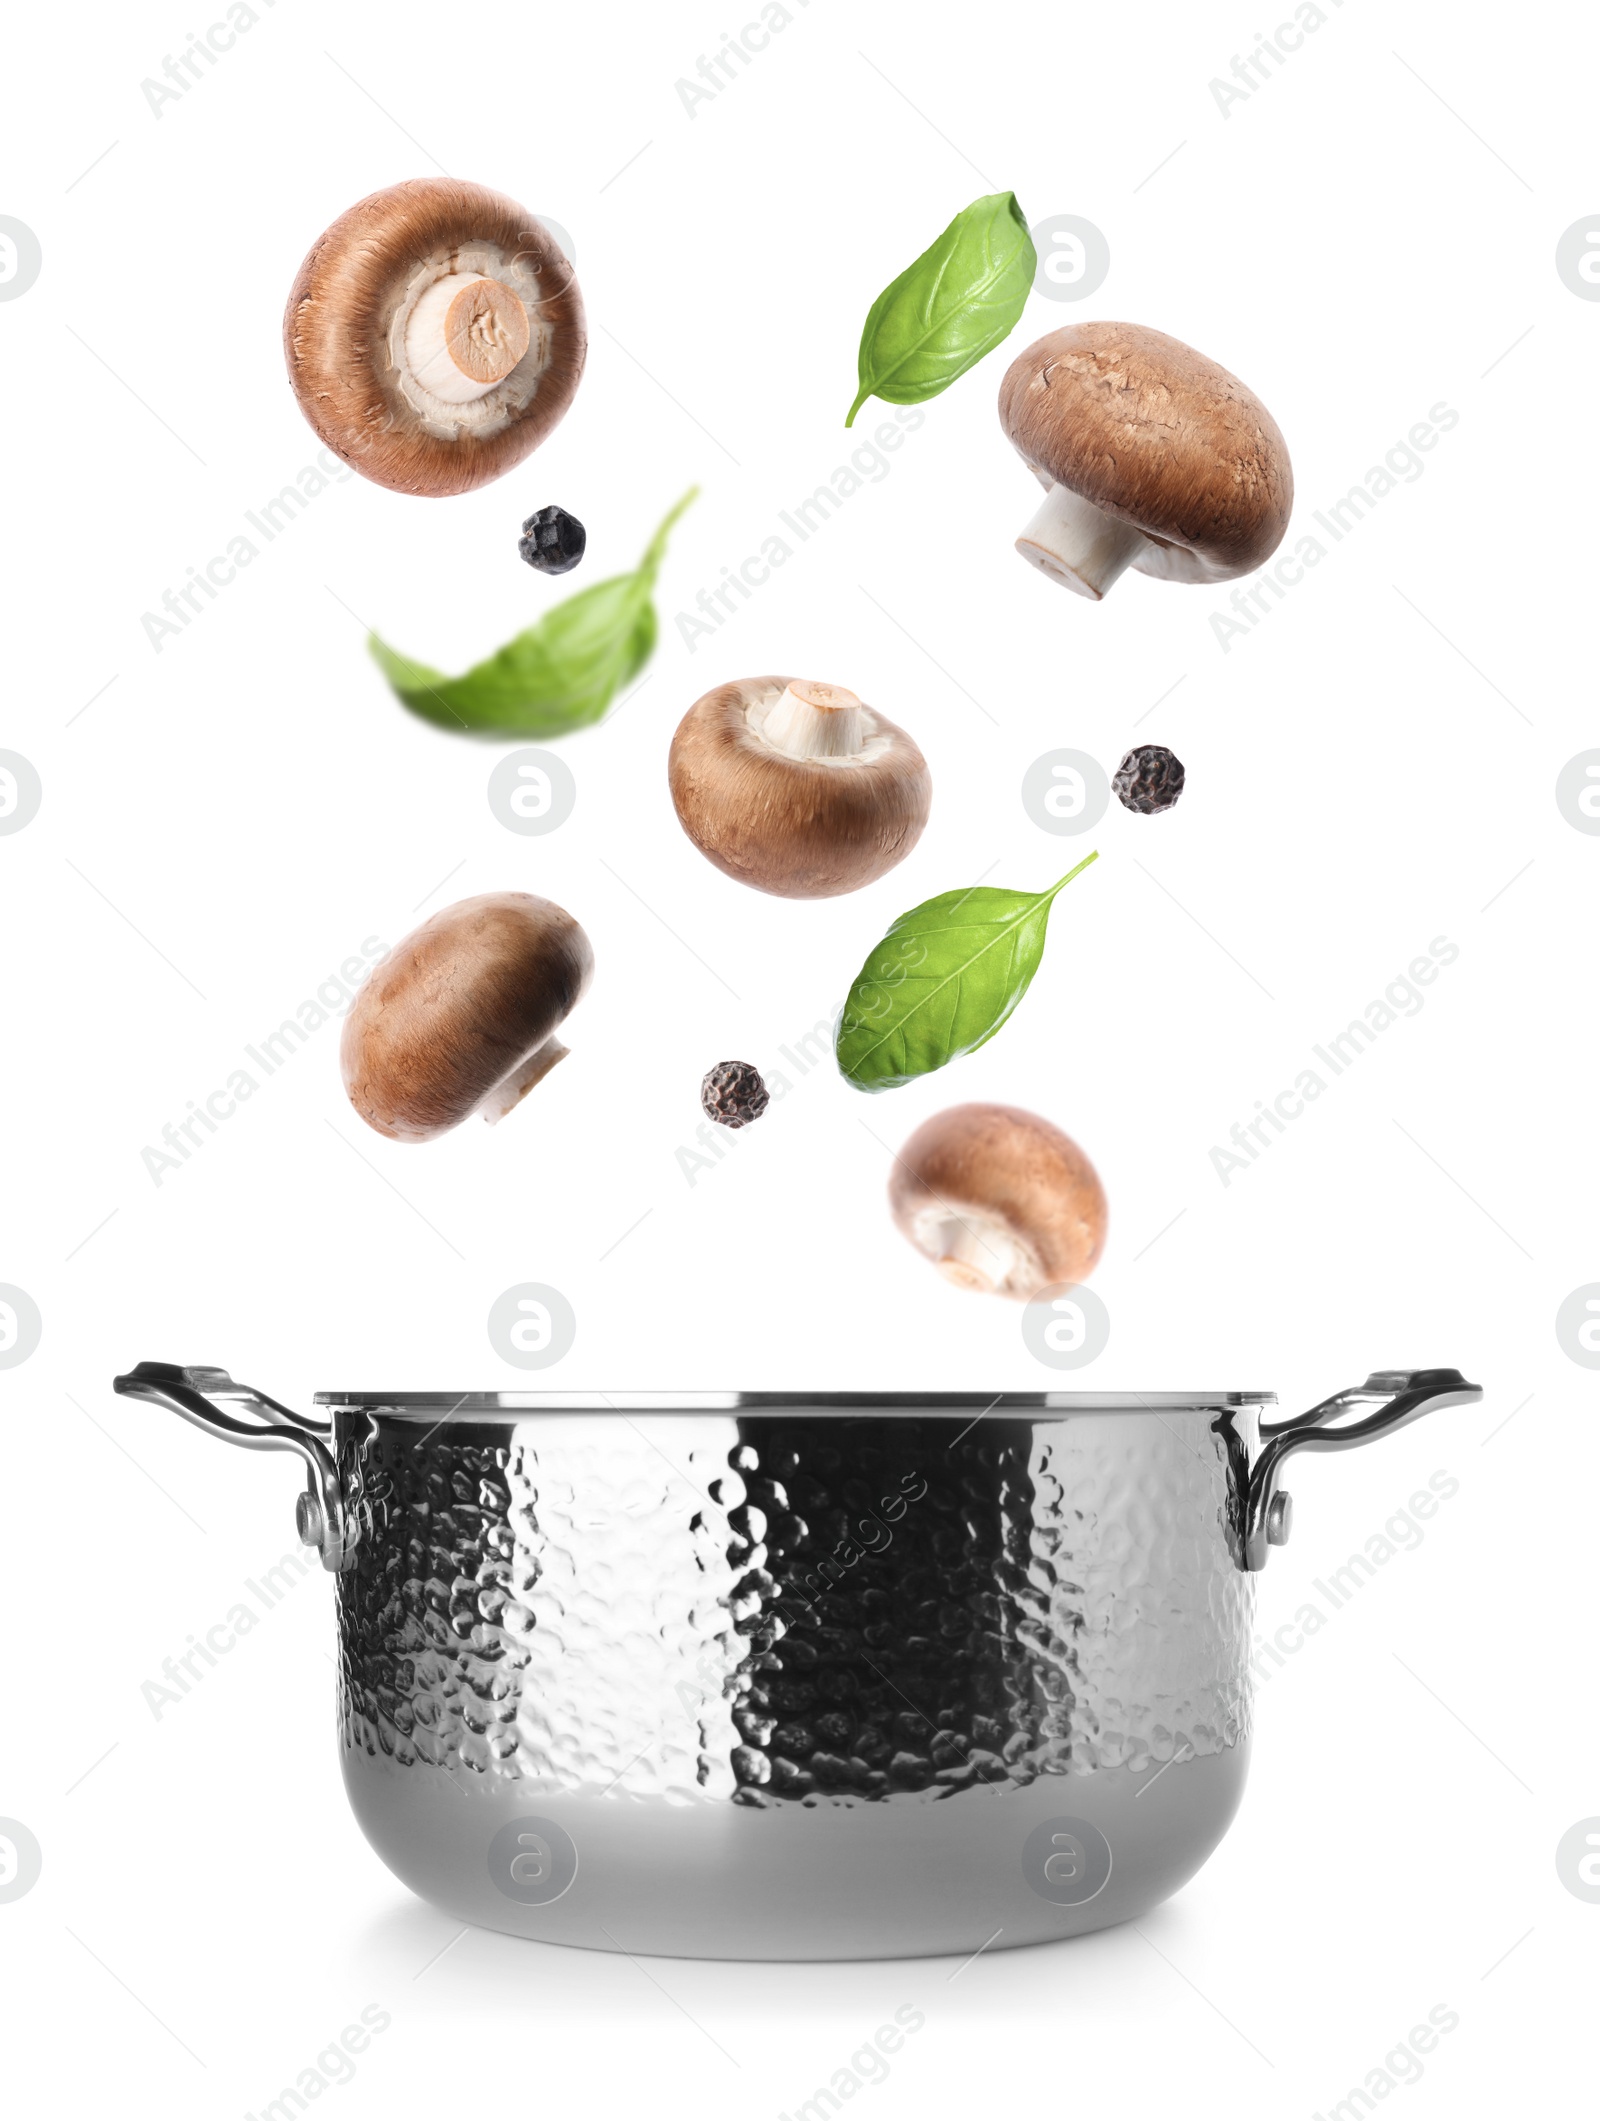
[342,1740,1250,1961]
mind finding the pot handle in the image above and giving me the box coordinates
[112,1360,351,1572]
[1242,1367,1481,1572]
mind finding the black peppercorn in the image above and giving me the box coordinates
[701,1060,770,1128]
[1112,744,1185,814]
[518,505,586,575]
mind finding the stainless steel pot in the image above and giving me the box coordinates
[113,1363,1479,1961]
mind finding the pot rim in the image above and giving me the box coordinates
[311,1388,1277,1417]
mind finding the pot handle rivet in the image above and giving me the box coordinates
[295,1490,327,1550]
[1266,1491,1293,1546]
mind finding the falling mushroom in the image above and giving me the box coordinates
[285,179,585,498]
[341,892,593,1142]
[668,677,931,899]
[998,323,1292,599]
[889,1102,1106,1299]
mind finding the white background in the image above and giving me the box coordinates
[1,0,1592,2112]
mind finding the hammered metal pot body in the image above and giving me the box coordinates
[329,1403,1259,1959]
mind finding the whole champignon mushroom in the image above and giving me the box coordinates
[341,892,593,1142]
[889,1102,1106,1298]
[998,323,1292,600]
[285,179,585,498]
[668,677,931,899]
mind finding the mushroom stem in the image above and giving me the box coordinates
[761,681,869,761]
[1016,483,1154,601]
[403,273,530,404]
[928,1215,1027,1295]
[480,1037,570,1124]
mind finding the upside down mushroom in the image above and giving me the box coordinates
[341,893,593,1142]
[668,677,931,899]
[998,322,1292,600]
[889,1103,1107,1299]
[285,178,585,497]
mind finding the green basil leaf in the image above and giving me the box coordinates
[368,487,695,736]
[846,192,1035,427]
[835,853,1099,1091]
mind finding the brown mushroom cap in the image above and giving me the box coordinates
[285,178,585,498]
[668,676,931,900]
[341,892,593,1142]
[998,322,1292,583]
[888,1102,1106,1298]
